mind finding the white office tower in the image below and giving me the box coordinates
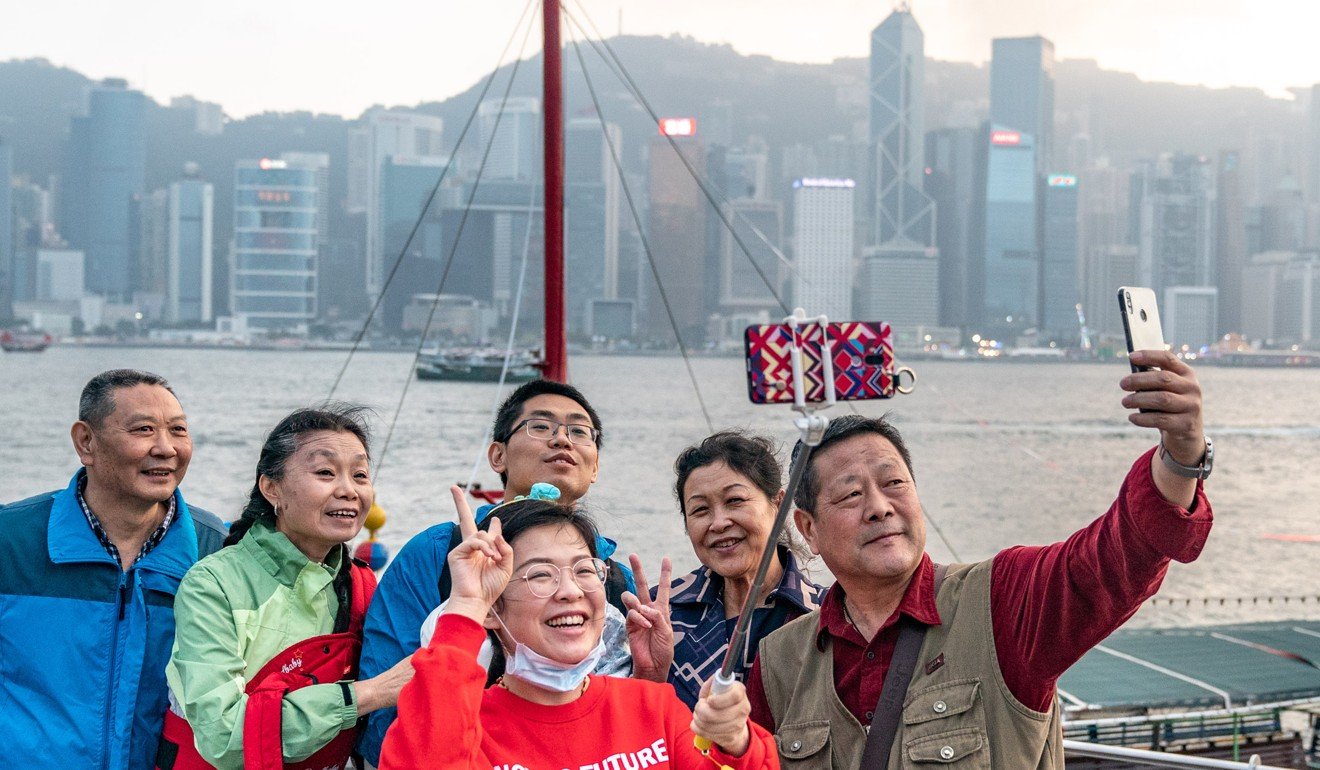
[793,178,855,320]
[232,156,322,332]
[347,109,445,295]
[857,246,940,327]
[167,168,214,323]
[479,97,540,182]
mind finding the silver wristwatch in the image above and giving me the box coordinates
[1158,438,1214,480]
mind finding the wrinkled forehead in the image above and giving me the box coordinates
[105,384,185,421]
[815,433,907,479]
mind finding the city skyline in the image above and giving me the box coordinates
[3,1,1319,119]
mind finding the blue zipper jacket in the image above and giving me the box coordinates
[0,471,226,770]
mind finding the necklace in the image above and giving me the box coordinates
[496,675,590,697]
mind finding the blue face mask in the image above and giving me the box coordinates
[494,610,606,692]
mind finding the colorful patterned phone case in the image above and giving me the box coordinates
[744,321,898,404]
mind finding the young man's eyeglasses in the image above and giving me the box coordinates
[511,418,599,446]
[518,558,608,598]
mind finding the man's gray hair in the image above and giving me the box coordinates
[78,369,176,428]
[791,412,914,514]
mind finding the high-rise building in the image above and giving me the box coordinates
[130,189,170,298]
[0,141,13,319]
[1134,154,1216,295]
[231,157,321,331]
[1083,244,1139,338]
[981,126,1039,334]
[60,78,146,299]
[793,178,855,320]
[1163,286,1218,350]
[167,165,214,323]
[1239,250,1319,344]
[347,109,445,296]
[857,248,939,327]
[378,155,451,332]
[646,132,707,342]
[1307,84,1320,212]
[36,249,85,301]
[566,119,622,336]
[926,126,981,329]
[1041,173,1080,340]
[479,97,540,182]
[718,198,784,314]
[869,6,936,250]
[989,37,1055,175]
[1216,151,1248,335]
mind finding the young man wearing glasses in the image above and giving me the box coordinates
[356,380,643,767]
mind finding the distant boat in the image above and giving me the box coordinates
[0,330,53,353]
[415,348,542,383]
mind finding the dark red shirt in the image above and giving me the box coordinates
[747,447,1212,729]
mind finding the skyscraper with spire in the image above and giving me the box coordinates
[868,3,935,249]
[859,3,939,326]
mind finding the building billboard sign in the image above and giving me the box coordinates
[658,117,696,136]
[1047,174,1078,187]
[990,130,1022,146]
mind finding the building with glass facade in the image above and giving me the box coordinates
[566,118,621,336]
[989,37,1055,176]
[981,126,1039,334]
[60,78,146,299]
[231,158,320,331]
[793,178,855,321]
[1041,174,1080,340]
[168,174,214,323]
[480,97,540,183]
[869,7,936,250]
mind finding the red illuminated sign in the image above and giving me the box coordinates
[658,117,696,137]
[256,190,292,203]
[990,130,1021,146]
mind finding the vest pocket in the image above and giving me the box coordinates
[904,679,980,725]
[903,727,988,767]
[775,720,831,768]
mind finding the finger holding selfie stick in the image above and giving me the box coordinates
[443,485,514,624]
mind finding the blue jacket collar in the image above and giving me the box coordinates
[47,469,199,577]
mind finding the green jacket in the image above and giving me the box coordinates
[166,521,360,769]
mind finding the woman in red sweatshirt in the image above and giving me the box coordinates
[379,485,778,770]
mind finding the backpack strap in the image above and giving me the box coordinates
[858,562,948,770]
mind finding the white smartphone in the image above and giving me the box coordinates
[1117,286,1165,373]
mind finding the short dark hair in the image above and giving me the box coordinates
[792,413,914,514]
[674,431,781,515]
[479,498,601,561]
[226,402,374,547]
[79,369,175,428]
[491,380,603,485]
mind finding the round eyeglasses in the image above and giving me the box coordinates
[518,558,608,598]
[512,418,599,446]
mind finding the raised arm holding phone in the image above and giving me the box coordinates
[745,330,1212,769]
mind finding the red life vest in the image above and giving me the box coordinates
[156,562,377,770]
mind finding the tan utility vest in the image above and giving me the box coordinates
[757,560,1062,769]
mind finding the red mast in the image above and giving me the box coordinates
[542,0,567,382]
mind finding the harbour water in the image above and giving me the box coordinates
[2,347,1317,629]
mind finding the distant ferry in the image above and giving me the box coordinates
[0,330,53,353]
[415,348,541,383]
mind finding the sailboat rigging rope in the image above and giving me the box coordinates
[562,0,803,311]
[463,180,540,491]
[565,22,715,434]
[327,0,539,400]
[373,6,542,482]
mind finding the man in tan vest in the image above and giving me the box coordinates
[745,349,1213,768]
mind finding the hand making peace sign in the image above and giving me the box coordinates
[622,553,674,683]
[444,485,514,621]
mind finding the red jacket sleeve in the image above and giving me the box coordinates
[378,613,491,770]
[991,446,1213,712]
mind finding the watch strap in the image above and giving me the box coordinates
[1158,438,1213,479]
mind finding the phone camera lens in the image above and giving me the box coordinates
[1140,309,1148,322]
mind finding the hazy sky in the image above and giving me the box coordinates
[5,0,1319,119]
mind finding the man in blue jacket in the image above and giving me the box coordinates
[0,369,225,770]
[357,379,642,766]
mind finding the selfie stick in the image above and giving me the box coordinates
[695,308,834,755]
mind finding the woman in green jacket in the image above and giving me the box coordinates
[162,404,412,770]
